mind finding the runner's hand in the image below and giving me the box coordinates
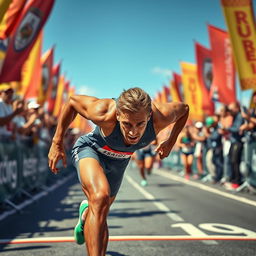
[155,140,173,159]
[48,141,67,174]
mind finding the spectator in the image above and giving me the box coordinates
[0,83,24,140]
[218,105,233,184]
[177,125,195,179]
[191,121,206,179]
[221,102,244,189]
[204,115,223,183]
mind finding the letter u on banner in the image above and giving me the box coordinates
[221,0,256,90]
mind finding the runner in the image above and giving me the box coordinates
[134,139,158,186]
[48,87,189,256]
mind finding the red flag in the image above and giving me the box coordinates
[47,63,60,114]
[0,0,27,39]
[38,47,54,105]
[195,42,214,115]
[208,24,236,104]
[173,72,183,101]
[0,0,55,83]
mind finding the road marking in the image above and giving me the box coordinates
[0,236,256,244]
[126,175,184,222]
[156,169,256,207]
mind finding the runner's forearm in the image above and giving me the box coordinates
[52,100,77,144]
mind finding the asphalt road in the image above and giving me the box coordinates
[0,164,256,256]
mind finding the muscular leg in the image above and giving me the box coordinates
[145,155,155,175]
[136,159,146,180]
[78,158,112,256]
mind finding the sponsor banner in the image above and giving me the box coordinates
[195,42,214,115]
[170,72,183,102]
[221,0,256,90]
[47,62,60,114]
[38,47,54,105]
[0,0,26,39]
[180,62,204,121]
[0,0,55,83]
[208,24,236,104]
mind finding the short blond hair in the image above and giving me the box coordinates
[116,87,152,114]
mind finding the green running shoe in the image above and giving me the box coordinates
[74,200,88,245]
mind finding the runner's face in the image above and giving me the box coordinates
[117,109,151,145]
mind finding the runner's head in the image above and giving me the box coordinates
[116,87,152,145]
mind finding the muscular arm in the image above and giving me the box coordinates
[52,95,114,144]
[154,102,189,159]
[49,95,115,173]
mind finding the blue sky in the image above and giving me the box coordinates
[43,0,255,106]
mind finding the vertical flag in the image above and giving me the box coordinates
[38,47,54,105]
[0,0,12,24]
[169,72,183,102]
[208,24,236,104]
[195,42,214,115]
[160,85,170,103]
[221,0,256,90]
[180,62,204,121]
[0,0,55,83]
[47,63,60,114]
[0,0,27,39]
[53,74,65,117]
[21,30,42,100]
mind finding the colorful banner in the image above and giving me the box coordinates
[38,47,54,105]
[53,74,65,117]
[208,24,236,104]
[0,0,27,39]
[180,62,204,121]
[160,85,170,103]
[169,72,182,102]
[0,0,12,24]
[21,31,42,100]
[47,63,60,114]
[221,0,256,90]
[0,0,55,83]
[195,42,214,115]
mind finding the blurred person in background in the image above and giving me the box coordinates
[177,125,195,180]
[191,121,206,179]
[133,139,158,186]
[220,102,244,189]
[204,115,223,183]
[218,105,233,184]
[0,83,24,141]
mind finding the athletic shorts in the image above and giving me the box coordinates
[136,145,156,160]
[71,141,130,197]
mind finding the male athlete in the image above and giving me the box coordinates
[48,87,189,256]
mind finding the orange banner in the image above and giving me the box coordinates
[53,74,65,117]
[221,0,256,90]
[47,62,60,114]
[0,0,26,39]
[38,47,54,105]
[180,62,204,121]
[20,31,42,100]
[169,72,183,102]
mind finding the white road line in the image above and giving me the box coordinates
[126,175,184,222]
[156,169,256,207]
[0,235,256,244]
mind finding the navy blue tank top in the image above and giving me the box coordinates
[74,115,156,160]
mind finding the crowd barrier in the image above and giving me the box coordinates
[162,137,256,193]
[0,139,72,207]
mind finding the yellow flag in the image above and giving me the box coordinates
[169,80,181,102]
[20,31,42,98]
[180,62,204,121]
[221,0,256,90]
[0,0,12,24]
[53,75,65,117]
